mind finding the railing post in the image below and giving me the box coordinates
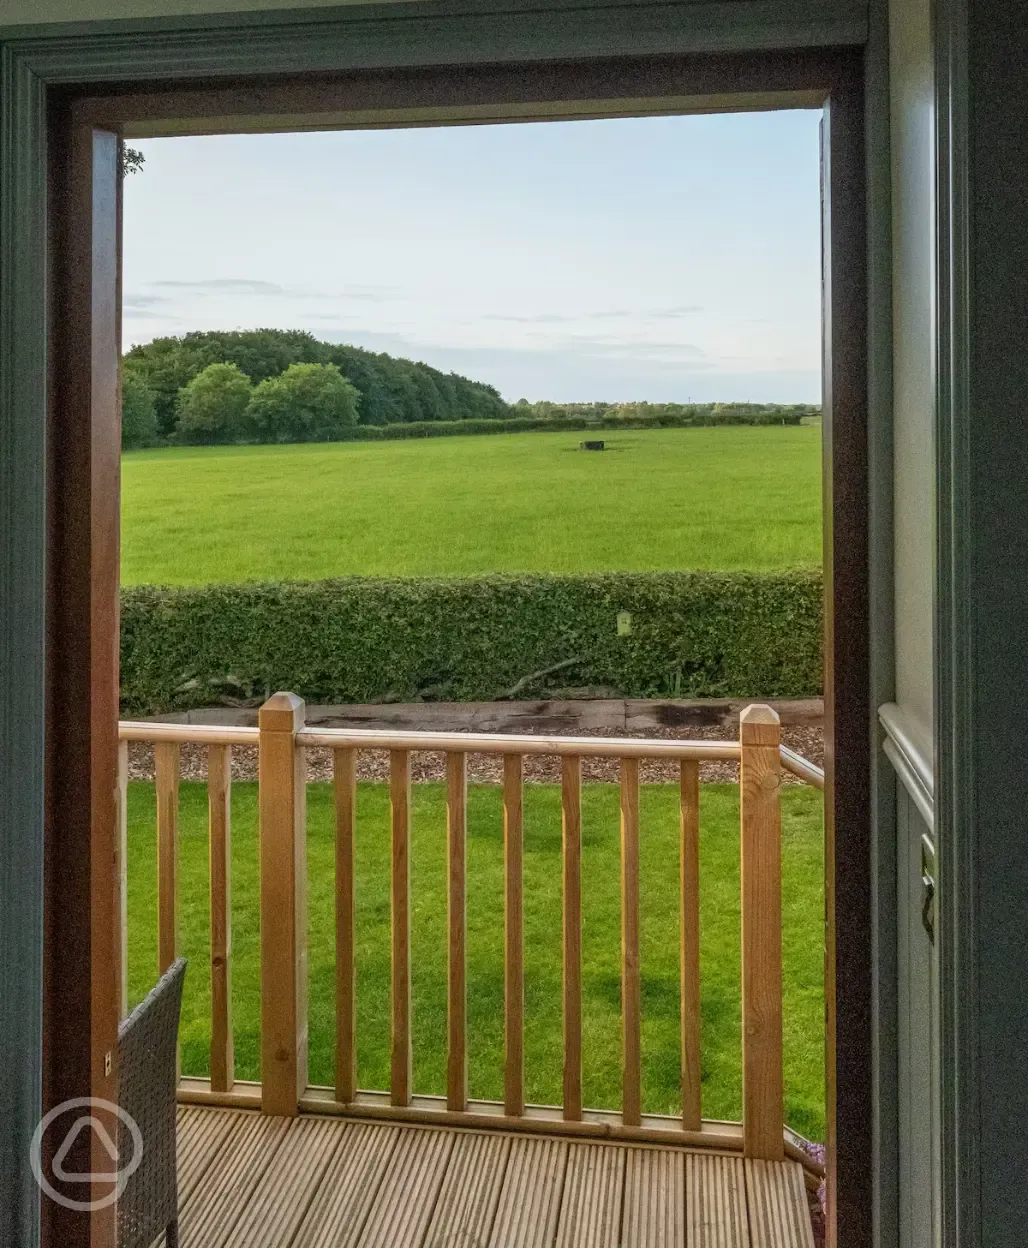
[739,704,784,1160]
[259,692,308,1116]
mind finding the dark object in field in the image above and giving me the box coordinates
[580,440,605,451]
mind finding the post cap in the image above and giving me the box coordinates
[259,691,306,731]
[740,703,780,745]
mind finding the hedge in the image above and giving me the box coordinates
[320,408,807,443]
[120,572,823,715]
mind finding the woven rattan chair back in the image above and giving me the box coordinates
[117,958,186,1248]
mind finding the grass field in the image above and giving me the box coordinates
[126,778,825,1142]
[120,427,822,585]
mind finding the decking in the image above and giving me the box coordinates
[169,1106,816,1247]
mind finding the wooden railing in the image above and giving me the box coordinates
[118,696,824,1174]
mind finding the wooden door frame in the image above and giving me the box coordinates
[0,11,871,1246]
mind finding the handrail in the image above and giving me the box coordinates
[779,745,825,789]
[120,696,825,1167]
[119,721,258,745]
[118,721,824,790]
[298,725,740,759]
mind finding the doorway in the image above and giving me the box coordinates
[36,46,868,1248]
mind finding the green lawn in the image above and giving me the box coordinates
[126,778,825,1142]
[120,427,822,585]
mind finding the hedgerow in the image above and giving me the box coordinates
[120,572,823,714]
[312,408,807,442]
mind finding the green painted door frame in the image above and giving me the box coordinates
[0,4,882,1247]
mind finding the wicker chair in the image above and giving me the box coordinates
[117,958,187,1248]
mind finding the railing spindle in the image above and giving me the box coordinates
[504,753,524,1117]
[390,749,412,1107]
[258,693,308,1117]
[680,759,702,1131]
[208,743,234,1093]
[740,705,784,1160]
[562,755,583,1121]
[621,757,642,1126]
[447,751,468,1111]
[120,702,819,1158]
[118,740,129,1019]
[155,741,180,975]
[334,747,357,1104]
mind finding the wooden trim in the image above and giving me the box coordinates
[680,760,702,1131]
[820,57,872,1248]
[19,33,872,1247]
[41,113,122,1248]
[333,747,357,1105]
[8,5,868,96]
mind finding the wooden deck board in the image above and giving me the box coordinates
[293,1121,402,1248]
[174,1106,246,1205]
[356,1126,454,1247]
[554,1142,625,1248]
[176,1113,291,1246]
[686,1153,750,1248]
[623,1146,685,1247]
[172,1108,815,1248]
[744,1159,816,1248]
[223,1117,346,1247]
[423,1130,511,1248]
[488,1134,569,1248]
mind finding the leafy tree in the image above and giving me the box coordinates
[175,362,253,444]
[244,362,360,442]
[125,328,512,435]
[121,369,158,449]
[126,330,329,435]
[120,144,146,177]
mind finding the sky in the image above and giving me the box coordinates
[124,111,823,404]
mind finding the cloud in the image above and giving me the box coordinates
[123,293,169,311]
[645,305,704,319]
[474,306,702,326]
[562,333,705,353]
[313,328,818,403]
[145,279,389,302]
[480,313,576,324]
[151,278,288,295]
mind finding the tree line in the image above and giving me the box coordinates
[122,329,512,448]
[514,399,820,423]
[121,327,820,450]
